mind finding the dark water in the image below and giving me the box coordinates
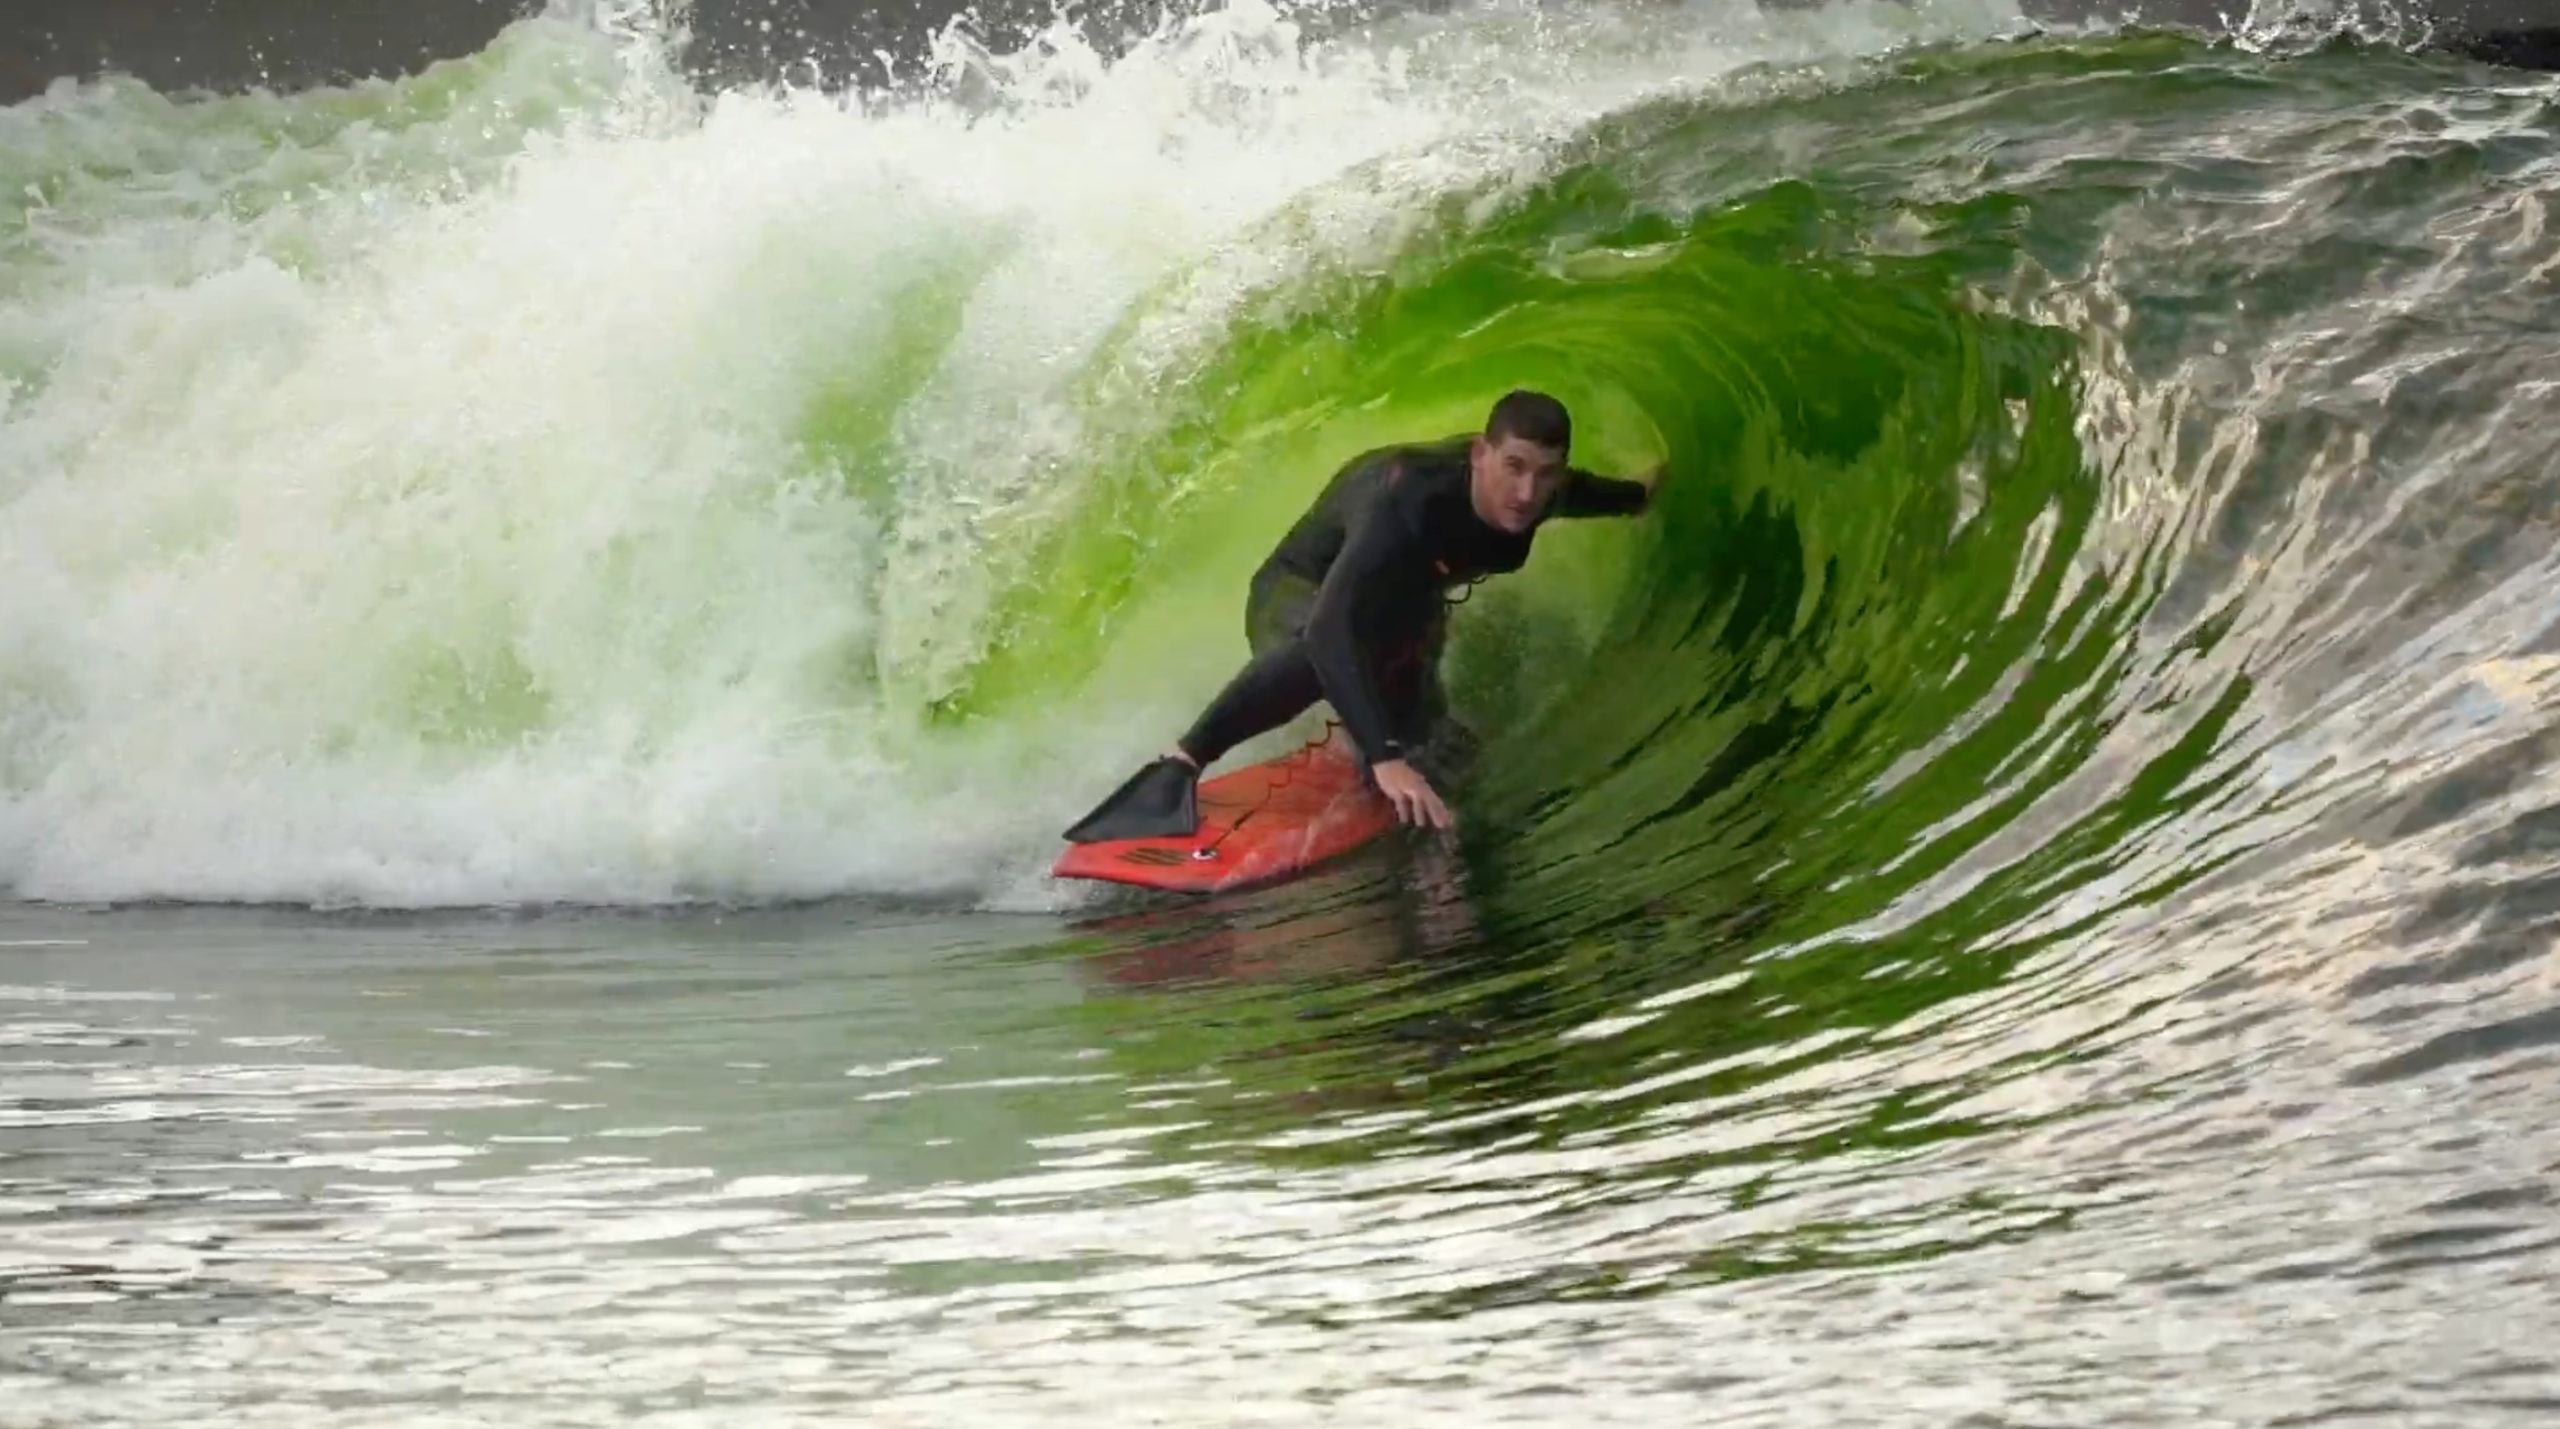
[8,0,2560,1422]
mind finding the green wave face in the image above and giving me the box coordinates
[949,63,2123,936]
[1007,28,2560,1256]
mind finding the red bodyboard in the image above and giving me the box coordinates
[1051,736,1398,895]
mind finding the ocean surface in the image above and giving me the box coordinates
[7,0,2560,1422]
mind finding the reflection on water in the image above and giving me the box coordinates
[5,869,2558,1425]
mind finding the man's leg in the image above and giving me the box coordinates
[1169,570,1322,769]
[1174,643,1324,767]
[1379,606,1446,740]
[1182,588,1453,775]
[1060,573,1322,842]
[1383,615,1475,782]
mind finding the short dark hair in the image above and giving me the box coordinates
[1485,389,1570,453]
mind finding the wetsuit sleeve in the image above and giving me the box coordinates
[1304,487,1422,765]
[1551,468,1651,517]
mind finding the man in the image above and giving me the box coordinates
[1064,389,1655,842]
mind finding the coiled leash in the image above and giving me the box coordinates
[1194,719,1345,860]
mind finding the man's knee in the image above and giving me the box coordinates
[1245,572,1319,656]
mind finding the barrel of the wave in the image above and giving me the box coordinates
[1050,732,1396,894]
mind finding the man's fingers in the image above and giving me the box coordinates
[1390,785,1443,827]
[1375,765,1451,828]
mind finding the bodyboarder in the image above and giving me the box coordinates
[1063,389,1656,841]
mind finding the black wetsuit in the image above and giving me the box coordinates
[1177,435,1649,770]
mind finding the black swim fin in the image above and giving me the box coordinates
[1063,757,1200,843]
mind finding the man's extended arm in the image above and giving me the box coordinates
[1551,468,1653,518]
[1302,490,1419,766]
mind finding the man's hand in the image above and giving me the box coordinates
[1373,759,1454,830]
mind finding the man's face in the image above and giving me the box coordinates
[1469,432,1568,534]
